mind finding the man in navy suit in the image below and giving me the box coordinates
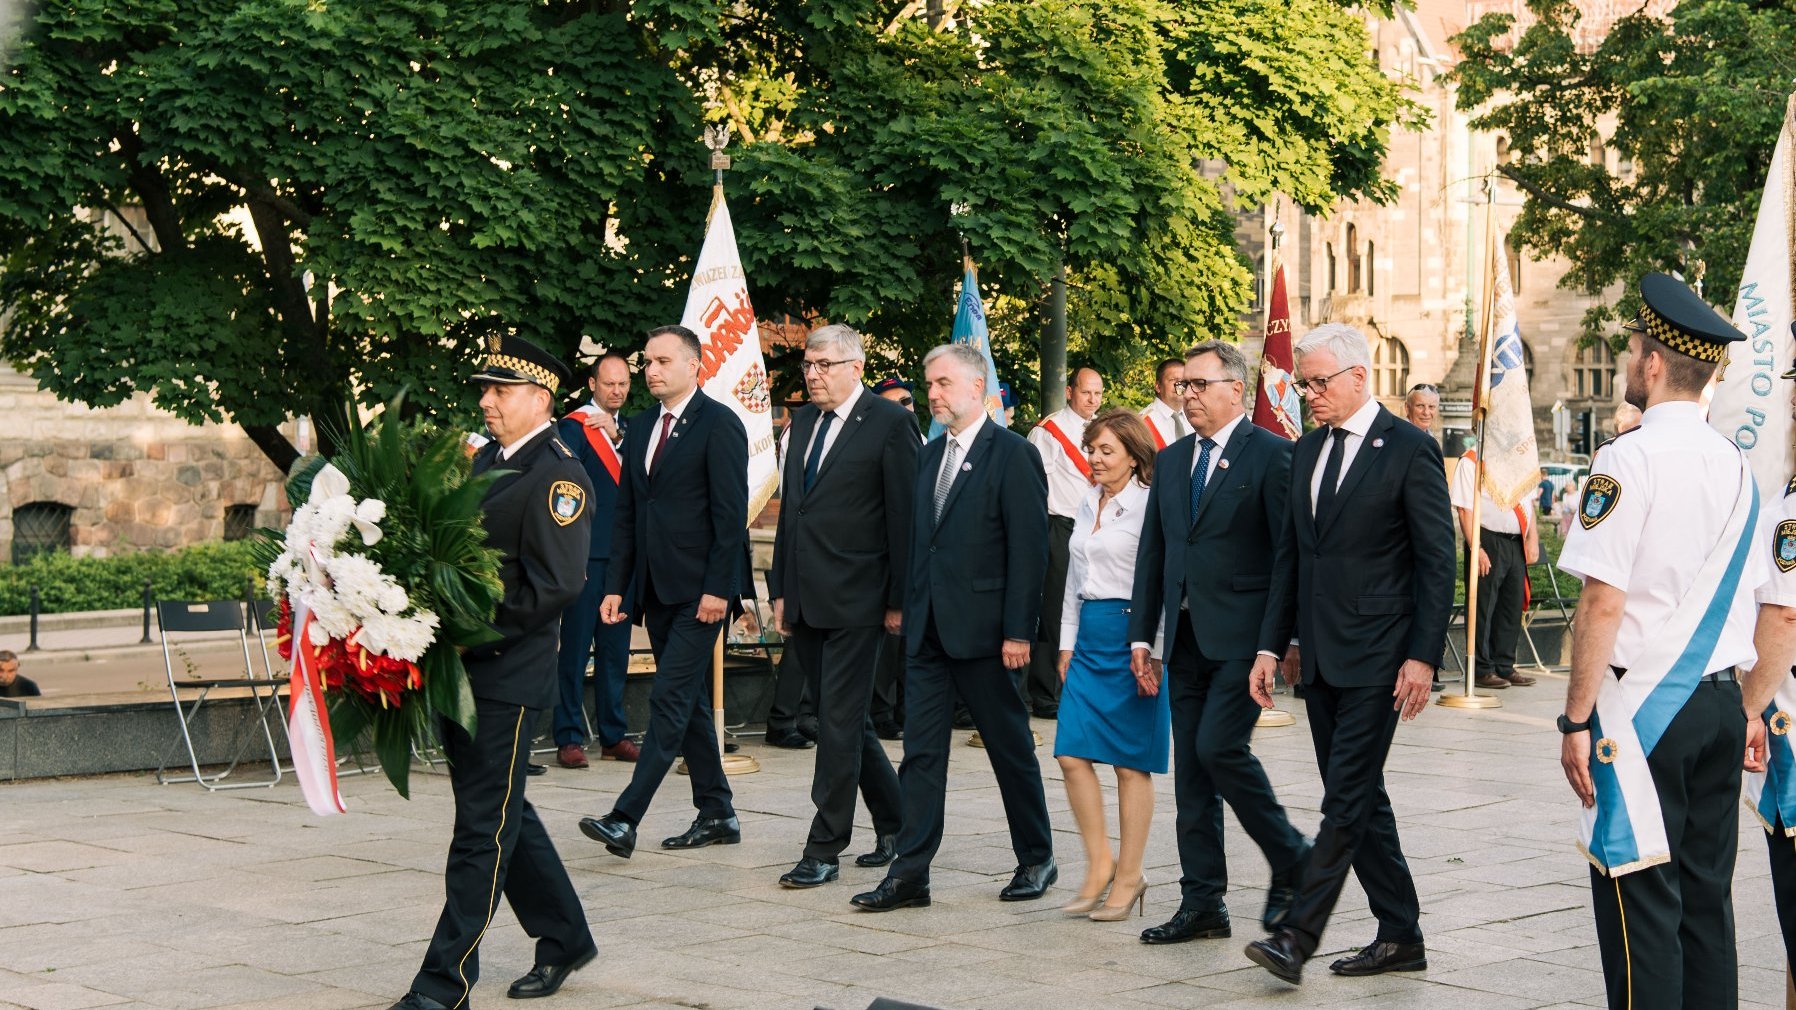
[1244,323,1455,985]
[1129,340,1309,946]
[578,324,749,859]
[551,352,639,768]
[768,324,912,889]
[850,342,1056,912]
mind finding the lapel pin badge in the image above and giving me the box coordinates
[961,462,972,472]
[1372,437,1384,448]
[1217,459,1230,470]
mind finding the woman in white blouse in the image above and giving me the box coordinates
[1054,408,1170,921]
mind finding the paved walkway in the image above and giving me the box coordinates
[0,673,1787,1009]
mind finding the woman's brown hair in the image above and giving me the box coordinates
[1082,407,1157,486]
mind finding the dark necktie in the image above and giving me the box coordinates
[1189,437,1215,526]
[1316,426,1349,519]
[648,412,674,474]
[803,411,835,493]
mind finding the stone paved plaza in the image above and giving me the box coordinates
[0,673,1787,1010]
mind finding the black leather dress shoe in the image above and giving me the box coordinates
[1329,939,1427,976]
[578,814,636,859]
[998,859,1058,901]
[388,993,450,1010]
[1244,928,1307,985]
[872,719,904,741]
[662,815,741,849]
[507,948,596,999]
[779,857,840,889]
[1140,904,1231,944]
[855,833,898,868]
[765,727,816,749]
[850,876,931,911]
[1263,837,1311,931]
[525,762,547,776]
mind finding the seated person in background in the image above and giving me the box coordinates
[0,650,40,697]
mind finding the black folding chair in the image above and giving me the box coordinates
[155,600,287,790]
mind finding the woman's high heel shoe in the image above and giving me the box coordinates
[1061,873,1114,915]
[1088,877,1147,921]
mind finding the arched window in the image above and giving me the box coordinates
[1325,243,1337,293]
[1496,135,1513,165]
[1521,340,1536,388]
[1346,224,1362,293]
[1371,336,1410,399]
[1574,341,1615,399]
[223,504,258,542]
[12,502,73,564]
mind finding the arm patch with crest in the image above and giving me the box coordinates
[1578,474,1620,530]
[549,480,585,526]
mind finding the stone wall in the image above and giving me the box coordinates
[0,367,287,559]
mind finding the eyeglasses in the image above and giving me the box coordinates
[1173,377,1236,395]
[1296,366,1357,398]
[800,358,858,375]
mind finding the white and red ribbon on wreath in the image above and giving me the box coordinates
[286,599,347,816]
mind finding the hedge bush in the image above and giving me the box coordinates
[0,541,264,616]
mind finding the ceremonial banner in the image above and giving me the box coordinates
[1473,225,1542,507]
[1709,94,1796,504]
[681,192,777,520]
[1251,262,1301,440]
[928,256,1005,439]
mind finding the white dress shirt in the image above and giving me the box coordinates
[1450,451,1536,534]
[1141,398,1189,447]
[499,419,554,461]
[1559,400,1765,672]
[1028,406,1096,518]
[1308,396,1382,511]
[1192,413,1246,484]
[644,388,697,474]
[1060,480,1160,654]
[802,382,863,465]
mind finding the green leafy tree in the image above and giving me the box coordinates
[0,0,1411,458]
[1450,0,1796,339]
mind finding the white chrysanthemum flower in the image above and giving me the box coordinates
[307,619,331,646]
[377,583,408,615]
[358,609,439,662]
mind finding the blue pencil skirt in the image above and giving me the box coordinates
[1052,599,1171,774]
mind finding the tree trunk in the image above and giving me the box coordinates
[243,422,300,473]
[1041,260,1068,417]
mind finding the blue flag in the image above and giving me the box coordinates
[929,259,1006,439]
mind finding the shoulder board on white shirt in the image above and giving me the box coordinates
[1785,473,1796,498]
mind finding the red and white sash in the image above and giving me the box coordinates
[288,600,346,816]
[1143,415,1170,451]
[566,407,622,485]
[1038,418,1094,482]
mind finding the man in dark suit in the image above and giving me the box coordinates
[391,334,595,1010]
[551,352,639,768]
[1244,323,1454,985]
[850,342,1056,912]
[1129,340,1309,946]
[578,324,749,859]
[767,324,912,888]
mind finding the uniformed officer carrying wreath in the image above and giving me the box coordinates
[390,334,597,1010]
[1556,273,1767,1010]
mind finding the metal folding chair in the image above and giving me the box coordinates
[155,600,287,790]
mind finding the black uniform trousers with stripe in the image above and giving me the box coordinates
[413,698,594,1008]
[1589,677,1743,1010]
[1764,816,1796,984]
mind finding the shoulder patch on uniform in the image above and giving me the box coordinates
[1776,520,1796,574]
[1785,473,1796,498]
[548,480,585,526]
[1579,474,1620,530]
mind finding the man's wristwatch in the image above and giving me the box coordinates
[1557,713,1592,735]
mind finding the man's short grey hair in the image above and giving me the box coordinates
[1293,323,1371,371]
[807,324,865,362]
[1184,340,1248,384]
[923,343,988,386]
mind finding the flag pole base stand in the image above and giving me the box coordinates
[1256,708,1296,728]
[1436,692,1502,710]
[676,754,762,776]
[967,731,1043,749]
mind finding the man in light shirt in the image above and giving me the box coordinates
[1140,357,1190,450]
[1024,366,1104,719]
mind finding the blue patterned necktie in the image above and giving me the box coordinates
[1189,437,1215,526]
[803,411,835,493]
